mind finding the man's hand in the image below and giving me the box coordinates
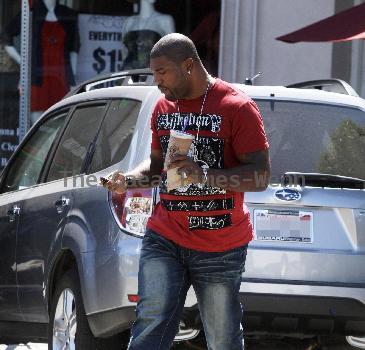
[168,155,204,184]
[99,170,128,194]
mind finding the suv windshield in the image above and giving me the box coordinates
[255,100,365,181]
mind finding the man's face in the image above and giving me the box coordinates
[150,55,190,101]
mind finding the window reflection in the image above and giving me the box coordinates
[121,0,175,70]
[318,119,365,179]
[0,0,20,172]
[256,100,365,180]
[4,0,79,126]
[2,112,67,193]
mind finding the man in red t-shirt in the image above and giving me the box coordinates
[102,33,270,350]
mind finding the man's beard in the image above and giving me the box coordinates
[159,86,178,101]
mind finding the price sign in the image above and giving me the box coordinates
[93,47,123,74]
[77,14,126,83]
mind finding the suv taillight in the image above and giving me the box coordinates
[110,189,154,237]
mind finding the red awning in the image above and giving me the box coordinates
[276,3,365,43]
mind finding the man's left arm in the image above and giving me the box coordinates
[170,148,271,192]
[205,149,271,192]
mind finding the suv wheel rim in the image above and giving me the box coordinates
[53,288,77,350]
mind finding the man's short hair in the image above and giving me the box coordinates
[150,33,201,64]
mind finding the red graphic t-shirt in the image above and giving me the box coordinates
[147,79,269,252]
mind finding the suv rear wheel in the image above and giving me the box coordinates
[49,268,97,349]
[48,268,127,349]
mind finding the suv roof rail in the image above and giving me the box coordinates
[286,79,359,97]
[65,69,155,98]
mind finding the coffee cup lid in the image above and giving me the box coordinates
[170,130,195,139]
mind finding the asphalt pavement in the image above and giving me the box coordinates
[0,336,357,350]
[172,335,356,349]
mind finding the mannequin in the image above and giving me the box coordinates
[122,0,175,69]
[4,0,79,125]
[191,10,220,76]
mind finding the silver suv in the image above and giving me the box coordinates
[0,71,364,349]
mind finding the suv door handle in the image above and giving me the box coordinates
[7,205,20,222]
[54,195,70,214]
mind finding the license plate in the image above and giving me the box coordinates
[253,209,313,243]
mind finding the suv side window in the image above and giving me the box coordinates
[88,99,142,173]
[1,111,68,193]
[47,104,106,181]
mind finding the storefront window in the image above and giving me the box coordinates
[0,1,20,172]
[0,0,221,172]
[75,0,221,81]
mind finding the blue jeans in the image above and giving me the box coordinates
[128,229,248,350]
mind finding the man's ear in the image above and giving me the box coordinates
[183,58,194,75]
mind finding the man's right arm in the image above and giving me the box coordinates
[127,149,164,188]
[101,149,164,193]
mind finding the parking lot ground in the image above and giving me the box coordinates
[172,335,356,350]
[0,336,357,349]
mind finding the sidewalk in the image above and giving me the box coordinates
[0,345,47,350]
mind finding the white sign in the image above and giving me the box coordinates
[77,14,126,83]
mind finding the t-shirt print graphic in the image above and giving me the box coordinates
[157,112,232,230]
[156,112,222,133]
[157,112,226,196]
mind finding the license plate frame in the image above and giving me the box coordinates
[253,209,313,243]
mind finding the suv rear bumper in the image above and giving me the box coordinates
[240,292,365,336]
[181,291,365,337]
[237,280,365,336]
[87,289,365,338]
[182,281,365,337]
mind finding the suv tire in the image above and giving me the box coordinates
[48,268,129,349]
[48,268,97,349]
